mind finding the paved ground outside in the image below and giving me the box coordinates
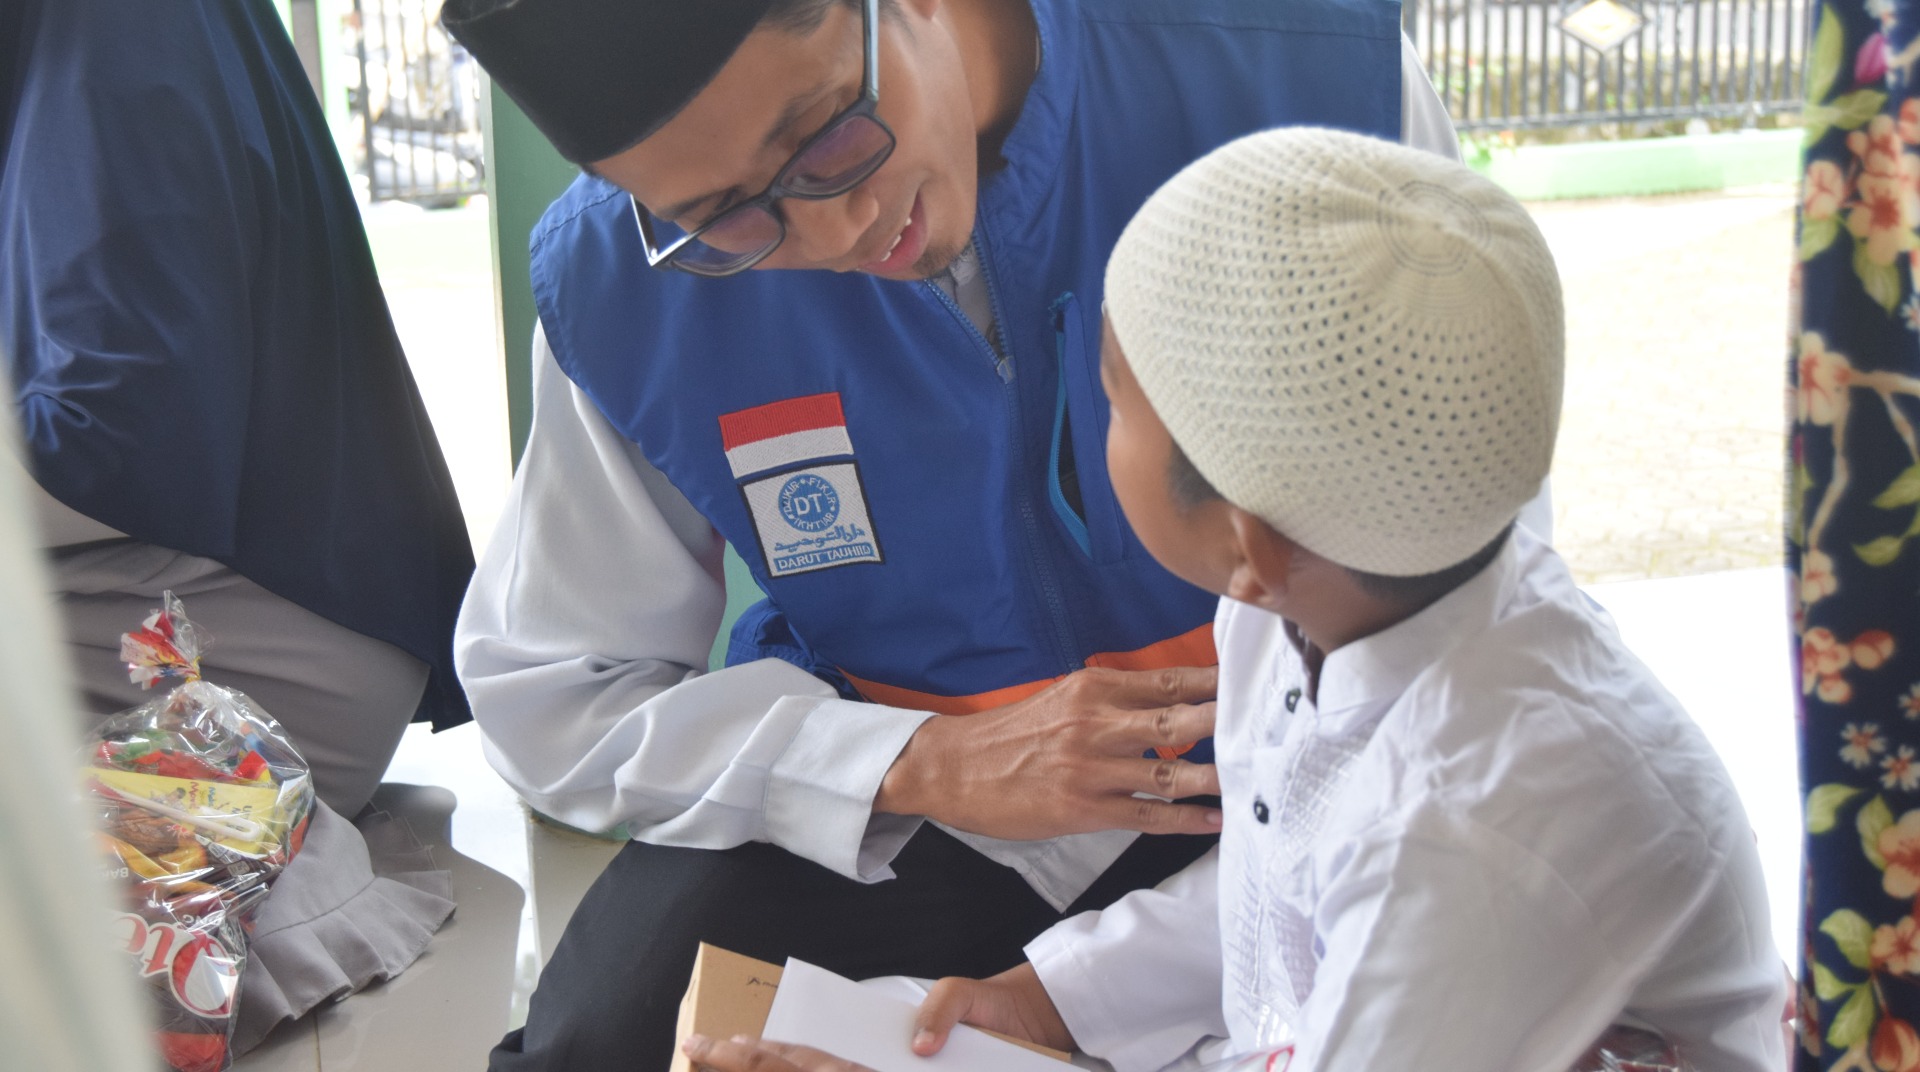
[367,183,1799,585]
[1532,183,1795,584]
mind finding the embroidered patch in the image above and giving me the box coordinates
[721,393,883,577]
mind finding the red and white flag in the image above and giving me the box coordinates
[720,392,854,479]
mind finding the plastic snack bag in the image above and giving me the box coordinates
[1568,1024,1687,1071]
[83,593,314,1072]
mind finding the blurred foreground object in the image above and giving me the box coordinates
[0,402,150,1069]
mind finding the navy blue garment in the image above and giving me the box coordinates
[1,0,474,728]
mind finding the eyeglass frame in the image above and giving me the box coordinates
[631,0,892,276]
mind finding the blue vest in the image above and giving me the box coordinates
[533,0,1402,727]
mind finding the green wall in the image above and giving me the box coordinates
[479,82,576,464]
[1467,129,1803,201]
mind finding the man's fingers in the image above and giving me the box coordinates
[1132,701,1216,749]
[1101,795,1224,835]
[1087,665,1218,709]
[1090,756,1220,800]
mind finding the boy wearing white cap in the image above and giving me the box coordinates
[683,128,1786,1072]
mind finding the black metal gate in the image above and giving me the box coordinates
[350,0,485,206]
[1407,0,1809,133]
[340,0,1810,184]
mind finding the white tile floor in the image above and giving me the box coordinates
[230,567,1802,1071]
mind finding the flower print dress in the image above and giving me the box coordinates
[1793,1,1920,1067]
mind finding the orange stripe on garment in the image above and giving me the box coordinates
[840,673,1061,716]
[839,623,1218,720]
[1084,622,1217,673]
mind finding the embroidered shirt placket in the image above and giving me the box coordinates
[1237,640,1376,1049]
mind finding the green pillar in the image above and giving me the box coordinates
[479,79,577,464]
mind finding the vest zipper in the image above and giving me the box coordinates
[919,232,1082,678]
[920,273,1011,384]
[980,235,1081,676]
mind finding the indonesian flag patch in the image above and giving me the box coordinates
[720,392,884,577]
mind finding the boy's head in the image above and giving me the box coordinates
[1101,128,1562,627]
[443,0,1000,279]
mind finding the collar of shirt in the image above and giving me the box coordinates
[1306,532,1526,732]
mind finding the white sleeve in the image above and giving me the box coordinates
[1291,809,1689,1072]
[1399,33,1462,160]
[454,324,931,881]
[1026,847,1228,1072]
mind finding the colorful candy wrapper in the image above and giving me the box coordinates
[83,593,314,1072]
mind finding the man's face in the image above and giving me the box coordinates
[594,0,980,279]
[1099,316,1237,597]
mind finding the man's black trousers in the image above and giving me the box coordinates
[487,824,1218,1071]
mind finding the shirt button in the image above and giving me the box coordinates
[1253,798,1270,824]
[1285,688,1301,712]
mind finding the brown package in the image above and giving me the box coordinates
[670,944,1070,1071]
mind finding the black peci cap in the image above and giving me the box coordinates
[442,0,776,164]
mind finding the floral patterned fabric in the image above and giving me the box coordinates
[1795,1,1920,1068]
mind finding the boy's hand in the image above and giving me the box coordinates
[875,666,1222,840]
[910,962,1076,1057]
[681,1035,872,1072]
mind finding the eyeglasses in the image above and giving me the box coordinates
[633,0,895,277]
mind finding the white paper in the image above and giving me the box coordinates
[761,958,1067,1072]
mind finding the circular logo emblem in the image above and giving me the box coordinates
[778,473,841,532]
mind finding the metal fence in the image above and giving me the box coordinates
[339,0,1809,191]
[350,0,485,206]
[1407,0,1809,132]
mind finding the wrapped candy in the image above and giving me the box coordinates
[83,593,314,1072]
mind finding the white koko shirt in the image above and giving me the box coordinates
[1027,529,1786,1072]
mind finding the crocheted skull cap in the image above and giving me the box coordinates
[1105,127,1563,577]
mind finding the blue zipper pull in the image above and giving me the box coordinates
[1049,291,1074,335]
[1047,292,1092,557]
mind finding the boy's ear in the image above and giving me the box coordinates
[1225,507,1294,610]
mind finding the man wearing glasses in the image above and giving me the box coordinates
[442,0,1465,1068]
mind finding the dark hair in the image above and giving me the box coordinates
[1165,439,1513,609]
[1167,437,1224,513]
[1346,523,1512,608]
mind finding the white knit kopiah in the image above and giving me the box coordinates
[1105,127,1564,577]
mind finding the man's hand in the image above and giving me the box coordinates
[874,666,1222,840]
[910,962,1074,1057]
[681,1035,872,1072]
